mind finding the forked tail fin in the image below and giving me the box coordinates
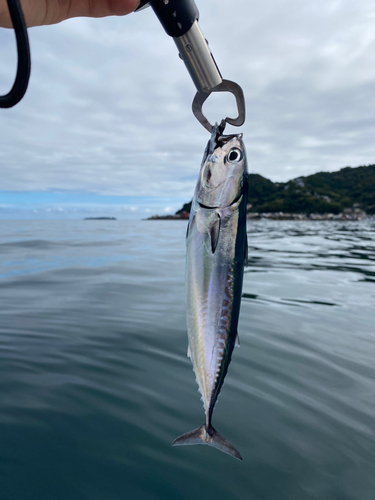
[172,425,242,461]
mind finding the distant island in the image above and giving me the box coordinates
[149,164,375,221]
[84,217,117,220]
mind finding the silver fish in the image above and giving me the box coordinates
[172,124,248,460]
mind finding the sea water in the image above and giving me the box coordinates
[0,219,374,500]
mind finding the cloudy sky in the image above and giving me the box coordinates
[1,0,375,218]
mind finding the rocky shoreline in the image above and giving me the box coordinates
[146,211,190,221]
[147,209,373,222]
[247,209,371,221]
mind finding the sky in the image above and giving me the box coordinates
[1,0,375,219]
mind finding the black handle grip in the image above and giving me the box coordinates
[137,0,199,37]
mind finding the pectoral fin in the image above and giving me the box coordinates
[208,213,221,254]
[235,333,240,347]
[186,214,196,240]
[187,344,191,358]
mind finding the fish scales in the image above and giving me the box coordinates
[172,124,248,461]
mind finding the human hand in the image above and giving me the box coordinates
[0,0,140,28]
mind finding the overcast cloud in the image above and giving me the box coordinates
[1,0,375,216]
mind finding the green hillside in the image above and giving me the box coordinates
[177,164,375,215]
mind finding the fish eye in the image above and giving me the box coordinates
[227,148,242,163]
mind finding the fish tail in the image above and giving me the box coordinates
[171,425,242,461]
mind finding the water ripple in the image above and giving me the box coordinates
[0,219,374,500]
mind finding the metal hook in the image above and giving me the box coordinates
[192,79,246,133]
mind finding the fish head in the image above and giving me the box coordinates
[196,132,247,209]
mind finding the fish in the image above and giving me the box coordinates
[172,123,248,461]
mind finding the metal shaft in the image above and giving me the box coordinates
[173,20,222,94]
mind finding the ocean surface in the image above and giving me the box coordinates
[0,219,374,500]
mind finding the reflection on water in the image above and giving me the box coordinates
[0,219,374,500]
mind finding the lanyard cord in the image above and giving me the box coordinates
[0,0,31,108]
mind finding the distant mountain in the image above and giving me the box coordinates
[176,164,375,215]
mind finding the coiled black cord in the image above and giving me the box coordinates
[0,0,31,108]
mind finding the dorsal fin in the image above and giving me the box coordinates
[208,213,221,254]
